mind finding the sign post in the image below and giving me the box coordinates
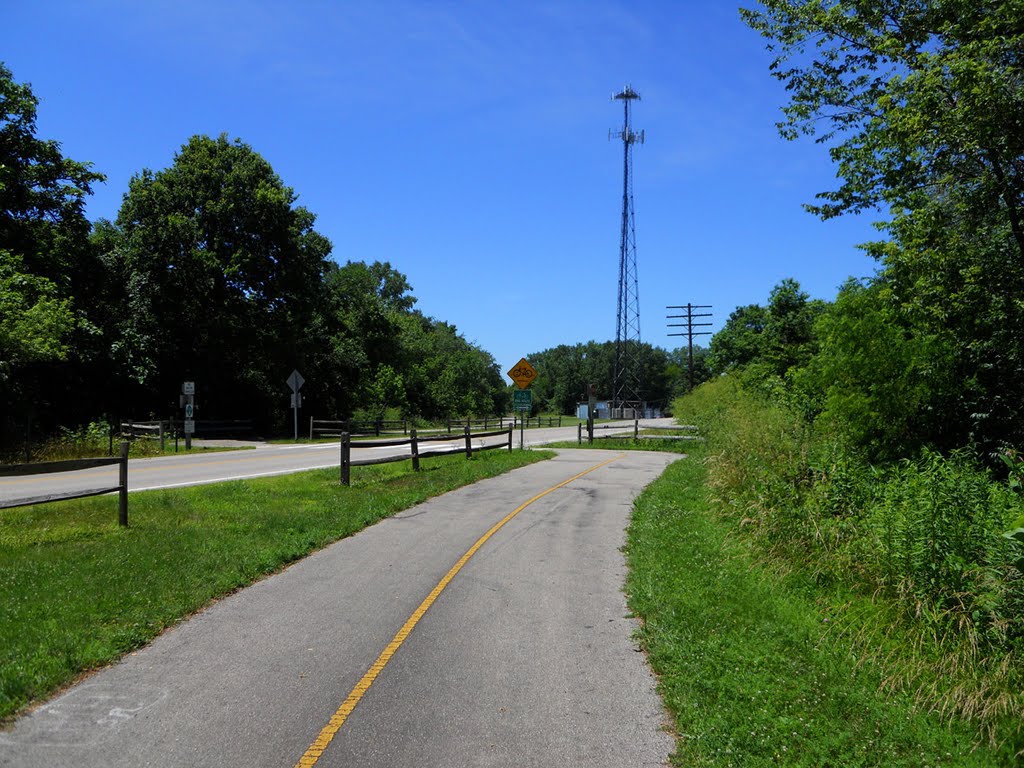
[181,381,196,450]
[287,369,305,441]
[507,358,538,450]
[588,383,596,444]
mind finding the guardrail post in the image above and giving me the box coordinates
[635,418,639,439]
[118,441,129,527]
[464,425,472,459]
[410,428,420,471]
[310,416,314,440]
[507,423,513,452]
[340,432,351,486]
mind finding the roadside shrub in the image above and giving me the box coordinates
[34,420,114,460]
[673,375,1024,755]
[867,450,1023,631]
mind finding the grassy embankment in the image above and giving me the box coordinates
[0,448,551,722]
[618,377,1022,766]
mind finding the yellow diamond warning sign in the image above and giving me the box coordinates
[507,357,538,389]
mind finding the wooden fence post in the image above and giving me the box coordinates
[578,422,582,445]
[508,423,513,452]
[340,432,351,486]
[634,418,639,439]
[411,428,420,471]
[118,441,129,527]
[464,425,472,459]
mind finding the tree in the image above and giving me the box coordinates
[525,340,674,415]
[793,278,955,460]
[707,304,768,374]
[0,250,75,372]
[741,1,1024,257]
[742,2,1024,454]
[107,134,333,426]
[666,344,712,398]
[0,62,105,290]
[763,278,826,377]
[396,314,505,420]
[0,62,107,446]
[529,342,616,415]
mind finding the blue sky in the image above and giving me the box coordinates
[3,1,882,375]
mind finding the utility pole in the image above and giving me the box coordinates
[667,304,713,391]
[610,85,644,418]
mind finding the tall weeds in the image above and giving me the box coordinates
[674,376,1024,758]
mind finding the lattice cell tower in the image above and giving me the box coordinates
[610,85,644,415]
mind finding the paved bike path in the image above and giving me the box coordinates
[1,449,678,767]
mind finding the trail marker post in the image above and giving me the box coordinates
[287,369,305,441]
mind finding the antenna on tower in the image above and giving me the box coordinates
[610,85,644,418]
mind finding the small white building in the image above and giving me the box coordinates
[575,401,611,420]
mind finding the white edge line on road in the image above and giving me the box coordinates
[130,464,341,492]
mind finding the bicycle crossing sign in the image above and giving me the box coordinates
[507,357,538,389]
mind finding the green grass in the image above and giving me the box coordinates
[625,453,1003,767]
[0,448,551,722]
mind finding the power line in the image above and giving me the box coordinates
[667,304,713,391]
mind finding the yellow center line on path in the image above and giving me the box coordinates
[293,453,626,768]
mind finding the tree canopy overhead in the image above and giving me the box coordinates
[742,0,1024,254]
[741,0,1024,454]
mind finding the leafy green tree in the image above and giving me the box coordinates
[0,62,107,445]
[707,304,768,375]
[666,344,712,398]
[741,1,1024,254]
[742,2,1024,455]
[396,314,505,420]
[107,134,333,426]
[0,62,105,291]
[323,260,413,399]
[362,364,407,419]
[794,279,955,461]
[526,340,673,415]
[0,250,75,371]
[529,342,616,415]
[763,278,826,377]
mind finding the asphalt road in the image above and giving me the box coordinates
[0,420,661,507]
[0,448,679,767]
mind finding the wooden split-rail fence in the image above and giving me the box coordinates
[0,442,131,525]
[339,425,514,486]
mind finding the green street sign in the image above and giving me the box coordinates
[513,390,532,412]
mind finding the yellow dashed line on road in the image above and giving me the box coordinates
[293,453,624,767]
